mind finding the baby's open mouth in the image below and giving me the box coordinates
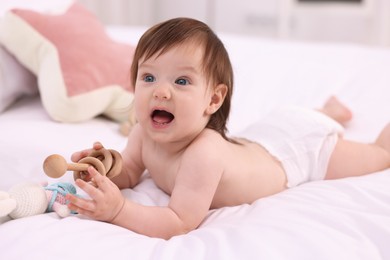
[151,110,174,124]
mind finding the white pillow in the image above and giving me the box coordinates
[0,45,38,112]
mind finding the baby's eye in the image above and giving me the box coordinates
[143,75,155,82]
[175,78,190,85]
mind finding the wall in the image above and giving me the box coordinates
[78,0,155,26]
[78,0,390,46]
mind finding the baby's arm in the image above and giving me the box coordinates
[111,124,146,189]
[112,143,224,239]
[68,139,223,239]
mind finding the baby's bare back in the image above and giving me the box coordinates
[210,137,287,208]
[143,129,287,209]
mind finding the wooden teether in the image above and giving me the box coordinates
[43,148,122,182]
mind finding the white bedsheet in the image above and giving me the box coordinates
[0,26,389,260]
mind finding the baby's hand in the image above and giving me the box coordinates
[66,166,125,222]
[71,142,104,163]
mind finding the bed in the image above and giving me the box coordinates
[1,4,390,260]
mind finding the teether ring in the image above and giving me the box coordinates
[43,148,122,182]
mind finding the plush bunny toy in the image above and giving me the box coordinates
[0,182,78,224]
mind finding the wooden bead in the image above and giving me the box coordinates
[43,154,89,178]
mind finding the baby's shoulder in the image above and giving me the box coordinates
[186,129,230,156]
[179,130,228,171]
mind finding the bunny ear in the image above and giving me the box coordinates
[0,191,10,200]
[0,192,17,217]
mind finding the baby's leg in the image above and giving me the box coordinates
[318,96,353,125]
[375,123,390,152]
[325,123,390,180]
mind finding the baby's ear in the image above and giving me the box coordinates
[206,84,228,115]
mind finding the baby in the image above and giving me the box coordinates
[66,17,390,239]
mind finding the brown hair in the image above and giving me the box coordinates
[131,17,234,141]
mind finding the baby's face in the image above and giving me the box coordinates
[134,43,215,143]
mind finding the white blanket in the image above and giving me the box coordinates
[0,26,389,260]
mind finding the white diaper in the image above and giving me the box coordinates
[238,106,344,187]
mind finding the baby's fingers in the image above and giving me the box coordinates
[71,149,91,163]
[87,167,112,192]
[92,142,104,150]
[66,194,96,212]
[75,171,104,201]
[70,142,104,163]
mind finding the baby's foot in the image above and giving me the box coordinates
[321,96,353,124]
[375,123,390,153]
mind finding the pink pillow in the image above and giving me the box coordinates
[0,3,135,122]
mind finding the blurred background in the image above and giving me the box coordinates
[78,0,390,46]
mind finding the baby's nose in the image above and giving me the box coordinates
[153,84,171,100]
